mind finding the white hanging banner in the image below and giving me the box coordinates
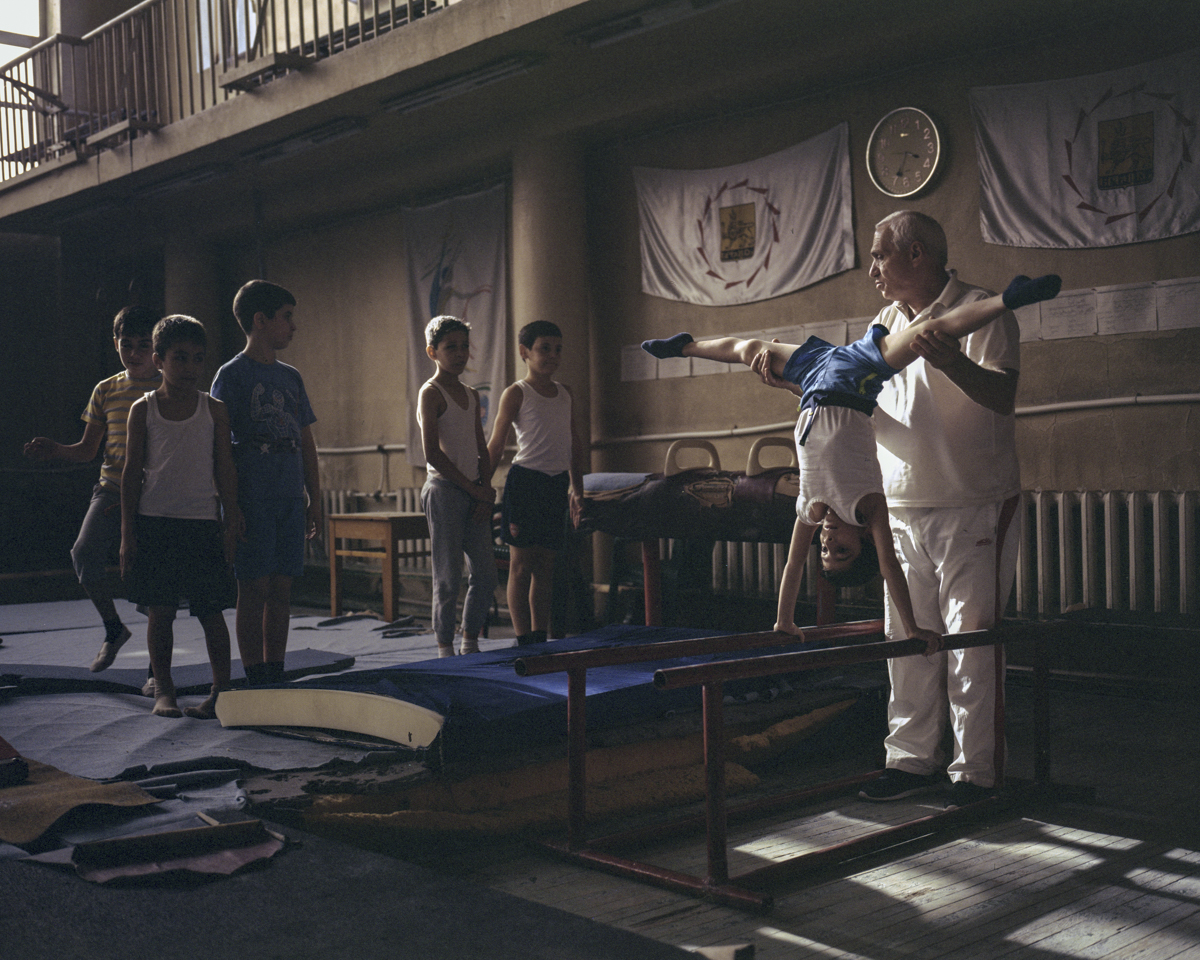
[403,183,508,467]
[633,123,854,306]
[970,48,1200,249]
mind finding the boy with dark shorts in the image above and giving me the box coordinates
[211,281,321,686]
[488,321,586,646]
[25,305,161,672]
[121,316,240,718]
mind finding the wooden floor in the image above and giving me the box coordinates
[436,794,1200,959]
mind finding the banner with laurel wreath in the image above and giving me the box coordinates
[633,123,853,306]
[970,48,1199,249]
[402,183,508,467]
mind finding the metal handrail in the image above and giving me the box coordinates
[1,0,462,184]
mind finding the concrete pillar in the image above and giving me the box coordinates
[511,137,598,602]
[163,236,227,385]
[510,138,592,459]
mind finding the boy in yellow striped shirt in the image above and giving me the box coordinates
[25,305,161,672]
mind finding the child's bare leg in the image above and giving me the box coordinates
[507,545,534,637]
[184,610,231,720]
[524,546,557,637]
[235,577,268,668]
[686,337,797,372]
[236,575,291,681]
[146,606,182,718]
[507,544,556,642]
[938,275,1062,339]
[643,333,797,375]
[261,574,293,672]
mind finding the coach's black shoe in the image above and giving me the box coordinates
[859,769,941,801]
[944,780,997,809]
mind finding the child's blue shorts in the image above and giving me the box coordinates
[235,497,307,580]
[500,463,569,551]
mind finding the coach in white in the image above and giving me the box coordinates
[859,210,1022,809]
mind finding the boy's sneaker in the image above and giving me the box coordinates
[944,780,996,809]
[859,768,941,801]
[90,625,132,672]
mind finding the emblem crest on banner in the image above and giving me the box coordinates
[1062,83,1193,225]
[696,180,780,291]
[1097,112,1154,189]
[719,202,756,261]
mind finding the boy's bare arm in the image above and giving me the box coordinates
[473,387,494,486]
[25,421,106,463]
[864,501,941,654]
[486,384,522,474]
[209,397,243,560]
[119,400,148,579]
[564,384,587,526]
[775,518,818,636]
[301,424,322,539]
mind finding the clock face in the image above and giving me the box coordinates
[866,107,942,198]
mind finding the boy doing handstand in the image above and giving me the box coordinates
[418,316,498,657]
[643,274,1060,647]
[121,316,241,718]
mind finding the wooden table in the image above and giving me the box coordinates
[327,512,429,622]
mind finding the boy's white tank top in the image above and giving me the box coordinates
[420,381,480,482]
[138,391,220,521]
[511,379,572,475]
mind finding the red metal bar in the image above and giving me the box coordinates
[530,620,1060,911]
[736,795,1004,889]
[702,680,728,885]
[514,619,884,677]
[1034,625,1050,786]
[540,840,772,913]
[566,666,587,850]
[642,539,661,627]
[653,628,1010,690]
[585,771,879,852]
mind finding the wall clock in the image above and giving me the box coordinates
[866,107,942,198]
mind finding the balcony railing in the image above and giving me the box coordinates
[0,0,459,184]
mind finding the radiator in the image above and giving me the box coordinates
[706,490,1199,617]
[1017,490,1197,617]
[318,488,1199,617]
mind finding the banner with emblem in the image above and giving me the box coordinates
[970,48,1200,249]
[633,123,854,306]
[403,183,508,467]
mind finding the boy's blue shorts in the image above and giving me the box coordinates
[500,463,569,551]
[235,498,307,580]
[125,515,235,618]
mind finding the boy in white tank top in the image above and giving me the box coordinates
[417,316,498,657]
[488,321,586,646]
[121,316,242,718]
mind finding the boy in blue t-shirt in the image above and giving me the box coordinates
[211,281,321,686]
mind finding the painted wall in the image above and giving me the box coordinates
[229,208,417,496]
[583,28,1200,491]
[153,16,1200,500]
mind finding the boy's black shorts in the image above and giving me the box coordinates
[500,463,569,551]
[125,515,236,617]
